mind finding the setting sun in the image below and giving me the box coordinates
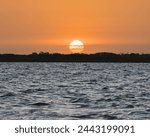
[69,40,84,53]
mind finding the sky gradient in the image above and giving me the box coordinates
[0,0,150,54]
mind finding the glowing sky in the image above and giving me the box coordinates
[0,0,150,54]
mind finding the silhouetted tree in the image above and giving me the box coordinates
[0,52,150,62]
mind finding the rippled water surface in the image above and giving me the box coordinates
[0,63,150,120]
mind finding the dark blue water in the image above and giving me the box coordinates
[0,63,150,119]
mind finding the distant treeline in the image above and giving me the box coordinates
[0,52,150,62]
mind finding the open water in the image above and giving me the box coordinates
[0,63,150,119]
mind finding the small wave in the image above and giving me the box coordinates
[21,89,36,94]
[146,109,150,112]
[30,102,50,106]
[124,94,135,99]
[96,98,107,102]
[78,104,90,108]
[128,111,150,116]
[114,96,122,101]
[72,113,98,119]
[97,98,113,102]
[0,92,16,98]
[21,88,46,94]
[28,109,38,113]
[72,72,83,76]
[0,85,6,89]
[70,97,91,104]
[125,105,134,108]
[140,92,150,97]
[114,94,135,101]
[116,86,124,90]
[102,114,118,120]
[36,88,46,91]
[111,103,119,107]
[102,87,109,90]
[87,79,97,84]
[58,85,68,88]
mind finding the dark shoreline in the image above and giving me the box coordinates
[0,52,150,62]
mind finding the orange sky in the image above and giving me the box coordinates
[0,0,150,54]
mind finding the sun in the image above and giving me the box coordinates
[69,40,84,53]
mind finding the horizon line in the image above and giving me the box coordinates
[0,52,150,55]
